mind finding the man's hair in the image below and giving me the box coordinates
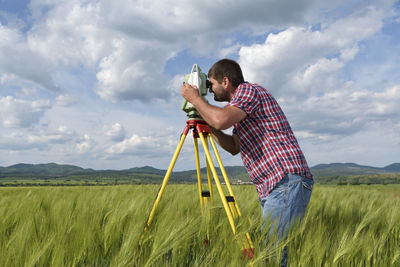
[208,59,244,88]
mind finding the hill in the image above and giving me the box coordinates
[0,162,399,185]
[383,163,400,172]
[0,163,93,177]
[310,162,395,176]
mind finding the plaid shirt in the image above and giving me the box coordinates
[228,82,313,200]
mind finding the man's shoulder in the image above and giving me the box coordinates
[237,82,269,93]
[236,82,258,95]
[232,82,258,101]
[238,82,255,89]
[229,82,261,115]
[232,82,276,104]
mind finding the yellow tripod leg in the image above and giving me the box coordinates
[193,138,204,212]
[195,137,212,246]
[209,135,241,216]
[209,135,255,255]
[198,132,236,234]
[203,139,214,199]
[142,133,187,234]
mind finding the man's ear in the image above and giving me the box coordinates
[222,76,230,89]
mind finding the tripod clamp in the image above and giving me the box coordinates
[182,119,210,139]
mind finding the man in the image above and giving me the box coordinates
[181,59,313,266]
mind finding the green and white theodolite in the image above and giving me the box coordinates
[181,64,209,119]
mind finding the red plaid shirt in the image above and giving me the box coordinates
[228,82,313,199]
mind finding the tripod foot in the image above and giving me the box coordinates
[242,248,255,259]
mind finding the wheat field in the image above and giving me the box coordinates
[0,184,399,266]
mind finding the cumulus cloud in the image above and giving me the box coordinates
[105,123,126,142]
[1,0,393,105]
[95,0,317,102]
[168,74,185,100]
[297,85,400,137]
[94,38,173,102]
[0,96,51,128]
[0,24,57,91]
[0,126,77,151]
[239,7,384,97]
[76,134,93,154]
[0,0,399,168]
[106,133,175,157]
[55,94,78,106]
[1,0,332,103]
[102,0,317,41]
[0,10,26,30]
[237,5,398,140]
[27,0,106,68]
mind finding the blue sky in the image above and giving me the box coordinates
[0,0,399,170]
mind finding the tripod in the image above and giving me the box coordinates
[141,118,254,258]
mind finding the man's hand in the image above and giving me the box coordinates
[181,83,200,103]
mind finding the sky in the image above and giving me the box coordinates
[0,0,399,171]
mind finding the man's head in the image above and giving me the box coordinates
[207,59,244,102]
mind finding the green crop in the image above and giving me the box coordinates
[0,184,399,266]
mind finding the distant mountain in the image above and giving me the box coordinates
[310,162,400,176]
[0,162,252,183]
[0,163,94,177]
[311,163,381,176]
[126,166,166,175]
[383,163,400,172]
[0,162,399,184]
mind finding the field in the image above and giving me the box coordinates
[0,184,399,266]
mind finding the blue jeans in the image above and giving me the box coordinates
[260,173,313,266]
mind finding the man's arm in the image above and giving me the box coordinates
[210,127,240,155]
[181,84,246,130]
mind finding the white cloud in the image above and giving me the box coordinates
[0,96,51,128]
[1,73,40,97]
[27,0,105,68]
[102,0,319,43]
[296,84,400,137]
[0,126,77,151]
[94,38,174,102]
[340,46,359,62]
[27,129,74,146]
[239,6,384,96]
[0,10,27,30]
[367,85,400,117]
[301,118,400,167]
[0,0,399,169]
[106,133,175,157]
[105,123,125,142]
[168,74,185,101]
[237,5,396,141]
[4,0,332,103]
[55,94,78,107]
[76,134,93,154]
[1,0,393,105]
[220,43,242,58]
[0,24,57,91]
[16,87,39,98]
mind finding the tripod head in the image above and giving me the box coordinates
[181,64,211,119]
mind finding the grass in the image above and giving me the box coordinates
[0,184,399,266]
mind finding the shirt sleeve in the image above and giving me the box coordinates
[227,83,259,115]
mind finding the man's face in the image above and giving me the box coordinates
[208,77,230,102]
